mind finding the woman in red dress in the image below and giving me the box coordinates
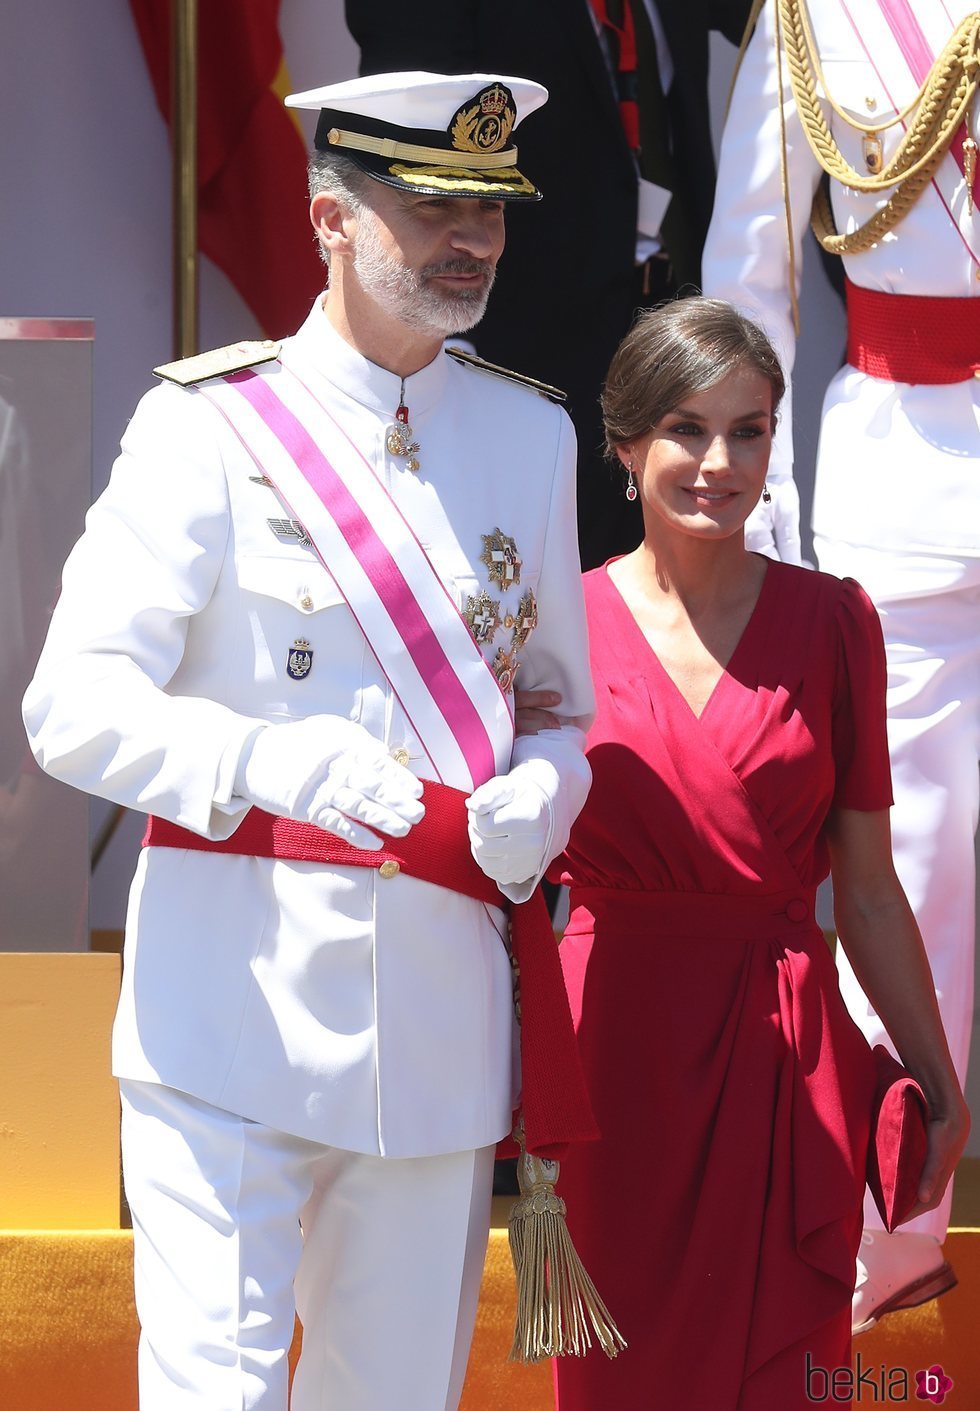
[525,300,968,1409]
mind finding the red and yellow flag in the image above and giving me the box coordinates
[129,1,323,338]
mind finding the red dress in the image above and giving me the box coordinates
[552,560,893,1411]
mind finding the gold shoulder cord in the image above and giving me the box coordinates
[775,0,980,257]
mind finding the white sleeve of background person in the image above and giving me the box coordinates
[702,0,823,498]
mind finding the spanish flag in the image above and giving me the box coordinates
[129,1,323,338]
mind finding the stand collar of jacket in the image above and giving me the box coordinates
[286,296,452,419]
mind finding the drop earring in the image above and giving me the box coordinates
[625,460,638,502]
[762,482,772,504]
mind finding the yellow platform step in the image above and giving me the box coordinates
[0,953,121,1229]
[1,1216,978,1411]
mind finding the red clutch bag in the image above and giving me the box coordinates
[866,1045,929,1233]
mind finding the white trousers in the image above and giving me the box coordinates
[120,1080,496,1411]
[815,541,980,1241]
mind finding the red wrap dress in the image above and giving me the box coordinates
[552,560,893,1411]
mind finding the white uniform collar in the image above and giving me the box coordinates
[286,296,451,418]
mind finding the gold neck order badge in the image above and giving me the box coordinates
[386,378,421,473]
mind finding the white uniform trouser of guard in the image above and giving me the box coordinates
[815,541,980,1242]
[120,1080,497,1411]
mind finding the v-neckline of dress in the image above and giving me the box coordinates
[601,556,773,724]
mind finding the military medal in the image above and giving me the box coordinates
[511,590,537,651]
[863,133,883,175]
[480,527,522,588]
[464,589,502,645]
[386,381,421,473]
[268,517,312,548]
[286,639,313,680]
[492,646,519,694]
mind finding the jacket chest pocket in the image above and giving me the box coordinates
[234,553,365,714]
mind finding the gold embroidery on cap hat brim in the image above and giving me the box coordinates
[388,164,537,195]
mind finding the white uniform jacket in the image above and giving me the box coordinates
[23,301,595,1158]
[702,0,980,557]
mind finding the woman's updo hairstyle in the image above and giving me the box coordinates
[600,297,785,461]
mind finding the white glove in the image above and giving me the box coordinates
[236,716,424,850]
[743,478,803,565]
[466,772,553,888]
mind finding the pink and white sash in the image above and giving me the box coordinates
[199,361,514,794]
[835,0,980,261]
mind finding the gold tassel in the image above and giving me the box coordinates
[507,1120,627,1363]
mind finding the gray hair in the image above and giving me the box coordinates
[600,298,785,459]
[307,151,376,268]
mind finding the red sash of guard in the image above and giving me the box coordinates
[846,278,980,382]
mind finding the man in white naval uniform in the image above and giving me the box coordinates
[702,0,978,1333]
[23,73,594,1411]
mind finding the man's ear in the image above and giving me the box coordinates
[310,192,356,259]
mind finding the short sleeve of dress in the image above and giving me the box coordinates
[831,577,893,811]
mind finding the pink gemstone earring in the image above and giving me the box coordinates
[626,460,638,502]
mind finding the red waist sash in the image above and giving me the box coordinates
[845,278,980,385]
[144,781,598,1159]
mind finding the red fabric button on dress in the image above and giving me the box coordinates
[786,899,809,922]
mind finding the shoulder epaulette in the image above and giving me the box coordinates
[445,346,566,403]
[153,339,282,387]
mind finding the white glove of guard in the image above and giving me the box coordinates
[236,716,424,850]
[466,771,553,888]
[743,478,803,566]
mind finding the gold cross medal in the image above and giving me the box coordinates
[464,589,502,645]
[492,646,520,694]
[510,590,538,650]
[386,403,421,473]
[480,527,522,589]
[287,639,313,680]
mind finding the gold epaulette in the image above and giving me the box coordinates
[445,347,566,403]
[153,339,282,386]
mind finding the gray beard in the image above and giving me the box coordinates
[352,212,495,336]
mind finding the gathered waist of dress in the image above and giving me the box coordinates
[566,885,819,942]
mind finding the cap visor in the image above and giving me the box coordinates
[345,149,541,201]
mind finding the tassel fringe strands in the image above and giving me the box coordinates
[507,1123,627,1363]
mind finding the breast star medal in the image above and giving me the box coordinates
[510,590,538,650]
[480,527,522,589]
[286,639,313,680]
[492,646,519,694]
[386,383,421,473]
[463,589,502,645]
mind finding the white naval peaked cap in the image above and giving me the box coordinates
[285,71,549,201]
